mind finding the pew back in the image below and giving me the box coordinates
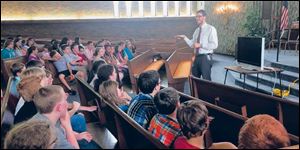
[1,56,26,83]
[177,90,246,146]
[165,50,192,91]
[1,77,13,126]
[189,76,299,136]
[177,90,299,147]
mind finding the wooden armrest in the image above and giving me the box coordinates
[173,60,192,79]
[144,60,164,72]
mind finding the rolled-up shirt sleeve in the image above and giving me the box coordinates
[201,27,218,50]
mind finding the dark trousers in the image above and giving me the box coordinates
[192,54,213,81]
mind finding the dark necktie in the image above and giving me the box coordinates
[195,27,201,54]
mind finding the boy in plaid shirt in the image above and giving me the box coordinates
[148,87,182,147]
[127,70,160,129]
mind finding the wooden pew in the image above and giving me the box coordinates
[176,90,299,147]
[127,49,167,92]
[1,56,26,84]
[176,90,247,146]
[165,50,193,92]
[189,76,299,136]
[1,77,13,126]
[76,77,167,149]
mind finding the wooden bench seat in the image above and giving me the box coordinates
[165,50,192,92]
[173,60,192,79]
[143,60,165,72]
[128,49,168,92]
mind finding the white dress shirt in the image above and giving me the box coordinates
[184,23,218,54]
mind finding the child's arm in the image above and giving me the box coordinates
[68,101,81,117]
[79,105,97,112]
[66,61,74,77]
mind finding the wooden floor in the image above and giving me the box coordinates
[86,122,117,149]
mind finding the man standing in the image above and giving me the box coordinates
[176,9,218,81]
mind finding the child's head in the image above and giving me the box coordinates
[61,45,71,54]
[118,41,125,51]
[33,85,68,115]
[177,100,209,139]
[4,39,14,49]
[11,63,26,77]
[26,60,44,69]
[86,41,94,50]
[71,43,79,54]
[238,114,290,149]
[94,64,117,92]
[94,46,105,57]
[27,46,38,57]
[125,40,132,49]
[99,80,125,106]
[153,87,180,115]
[50,50,61,61]
[137,70,160,95]
[43,43,53,52]
[4,120,56,149]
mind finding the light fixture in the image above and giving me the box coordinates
[216,2,239,14]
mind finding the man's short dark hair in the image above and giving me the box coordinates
[26,60,44,68]
[137,70,160,94]
[11,63,25,76]
[177,100,208,139]
[154,87,179,115]
[196,9,207,16]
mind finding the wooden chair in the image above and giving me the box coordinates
[268,29,289,49]
[165,50,192,92]
[285,28,299,52]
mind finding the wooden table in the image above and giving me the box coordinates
[224,66,284,97]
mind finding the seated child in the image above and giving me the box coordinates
[148,87,182,147]
[10,62,26,98]
[174,100,237,149]
[127,70,160,129]
[50,50,78,95]
[99,80,131,112]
